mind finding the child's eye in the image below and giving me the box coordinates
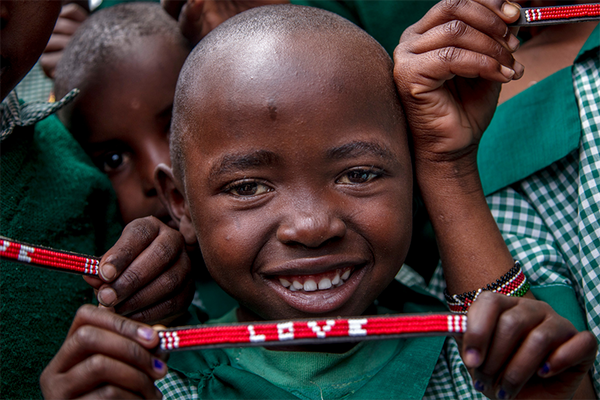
[337,168,383,184]
[98,152,131,173]
[224,180,272,197]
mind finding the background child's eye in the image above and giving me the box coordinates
[337,168,382,184]
[225,181,272,197]
[98,152,130,173]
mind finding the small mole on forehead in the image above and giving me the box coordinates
[267,98,277,121]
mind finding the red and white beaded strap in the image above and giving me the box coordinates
[0,236,100,276]
[158,313,467,352]
[511,3,600,27]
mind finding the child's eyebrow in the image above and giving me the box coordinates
[209,150,281,179]
[326,141,396,162]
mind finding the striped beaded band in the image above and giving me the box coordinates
[0,236,100,276]
[158,313,467,352]
[511,3,600,27]
[444,261,530,314]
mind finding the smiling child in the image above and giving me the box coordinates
[41,2,596,399]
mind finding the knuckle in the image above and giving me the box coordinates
[498,311,524,332]
[75,304,96,322]
[437,46,461,63]
[97,385,122,398]
[444,20,468,39]
[439,0,468,15]
[73,325,97,348]
[86,354,108,376]
[112,313,135,337]
[150,240,177,265]
[120,267,144,292]
[528,328,551,346]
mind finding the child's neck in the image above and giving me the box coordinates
[236,304,378,353]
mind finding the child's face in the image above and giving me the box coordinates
[176,44,413,320]
[70,37,188,225]
[0,0,62,100]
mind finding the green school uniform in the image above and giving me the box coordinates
[1,91,122,399]
[157,279,449,399]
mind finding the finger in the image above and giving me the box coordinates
[39,52,62,79]
[59,3,89,22]
[114,249,191,317]
[474,299,547,393]
[178,0,206,46]
[98,217,164,284]
[79,386,143,399]
[409,0,514,42]
[126,278,196,325]
[403,20,517,68]
[82,274,104,289]
[57,326,167,380]
[462,292,518,369]
[53,15,83,35]
[542,331,597,378]
[65,305,159,349]
[395,46,518,100]
[162,0,186,19]
[66,355,163,399]
[44,34,73,52]
[98,222,186,307]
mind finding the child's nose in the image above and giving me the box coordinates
[276,211,347,248]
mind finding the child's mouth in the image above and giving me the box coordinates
[277,267,353,292]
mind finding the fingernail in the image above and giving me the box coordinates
[474,380,485,392]
[97,287,117,306]
[502,2,520,18]
[538,362,551,376]
[138,326,155,341]
[513,61,525,77]
[497,388,509,399]
[100,263,117,281]
[507,34,520,52]
[464,348,481,368]
[153,358,166,372]
[501,65,516,80]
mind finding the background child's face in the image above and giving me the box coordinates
[70,37,188,225]
[0,0,62,100]
[177,43,413,320]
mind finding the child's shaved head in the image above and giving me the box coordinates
[54,2,189,111]
[171,4,403,183]
[160,4,412,322]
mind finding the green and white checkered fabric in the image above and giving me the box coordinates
[429,49,600,394]
[0,88,78,141]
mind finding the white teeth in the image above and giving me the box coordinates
[289,285,298,291]
[331,274,340,285]
[304,279,317,291]
[318,278,332,290]
[279,278,291,288]
[341,269,351,280]
[292,281,303,290]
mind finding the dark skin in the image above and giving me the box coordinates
[395,0,596,397]
[41,2,597,398]
[0,0,62,100]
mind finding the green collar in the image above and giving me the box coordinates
[479,24,599,195]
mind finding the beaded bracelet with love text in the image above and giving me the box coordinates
[444,261,530,314]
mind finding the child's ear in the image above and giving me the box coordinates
[155,164,197,246]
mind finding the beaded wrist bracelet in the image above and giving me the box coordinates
[511,3,600,27]
[444,261,530,314]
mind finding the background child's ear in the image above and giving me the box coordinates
[154,164,196,246]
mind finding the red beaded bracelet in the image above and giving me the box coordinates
[444,261,530,314]
[157,313,467,352]
[511,3,600,27]
[0,236,100,276]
